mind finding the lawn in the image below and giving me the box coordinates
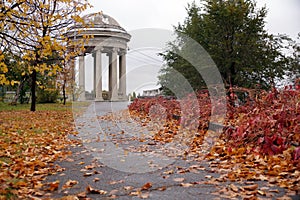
[0,102,77,199]
[0,102,72,111]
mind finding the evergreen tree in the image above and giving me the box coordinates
[159,0,296,94]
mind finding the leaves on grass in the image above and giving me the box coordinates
[0,109,77,198]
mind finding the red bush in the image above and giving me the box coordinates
[128,86,300,160]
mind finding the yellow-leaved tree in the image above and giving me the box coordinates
[0,0,91,111]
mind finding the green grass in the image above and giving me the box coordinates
[0,102,72,111]
[0,189,18,200]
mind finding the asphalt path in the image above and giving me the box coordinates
[43,102,299,200]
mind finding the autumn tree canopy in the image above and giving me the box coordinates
[0,0,90,111]
[159,0,298,94]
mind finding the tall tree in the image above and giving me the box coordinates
[288,33,300,85]
[159,0,296,93]
[1,52,30,104]
[0,0,89,111]
[56,57,75,105]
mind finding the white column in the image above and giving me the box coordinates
[108,53,112,97]
[119,53,127,100]
[94,49,103,101]
[93,53,96,98]
[110,49,118,101]
[78,55,85,101]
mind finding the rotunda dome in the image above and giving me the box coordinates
[66,11,131,54]
[82,12,126,32]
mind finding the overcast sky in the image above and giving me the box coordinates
[81,0,300,94]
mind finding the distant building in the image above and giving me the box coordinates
[142,87,162,97]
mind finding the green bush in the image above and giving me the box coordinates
[37,88,59,103]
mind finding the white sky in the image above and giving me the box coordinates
[81,0,300,94]
[86,0,300,39]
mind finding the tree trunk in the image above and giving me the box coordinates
[30,69,37,112]
[229,62,236,86]
[12,81,23,104]
[63,79,66,105]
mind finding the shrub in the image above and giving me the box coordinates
[37,88,59,103]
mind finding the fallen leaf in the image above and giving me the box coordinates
[83,172,93,176]
[77,192,87,198]
[85,165,95,170]
[141,182,152,190]
[180,183,194,187]
[130,191,141,196]
[230,184,239,192]
[269,178,278,184]
[276,196,292,200]
[173,178,185,182]
[62,180,78,190]
[59,195,79,200]
[140,192,150,199]
[163,170,174,174]
[109,189,119,195]
[124,186,134,191]
[258,190,266,196]
[46,180,60,191]
[109,180,124,185]
[157,186,167,191]
[33,191,45,196]
[86,185,107,194]
[243,184,258,191]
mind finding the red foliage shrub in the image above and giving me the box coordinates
[225,86,300,159]
[129,85,300,160]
